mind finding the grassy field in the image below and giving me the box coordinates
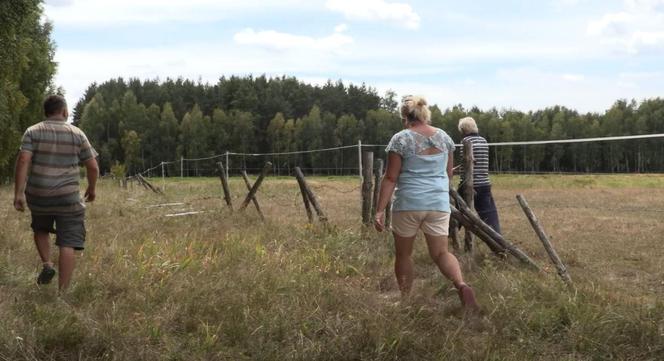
[1,174,664,360]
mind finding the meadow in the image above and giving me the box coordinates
[1,174,664,360]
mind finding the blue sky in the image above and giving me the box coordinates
[44,0,664,113]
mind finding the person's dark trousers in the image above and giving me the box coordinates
[474,185,501,234]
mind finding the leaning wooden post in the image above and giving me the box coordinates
[462,138,475,253]
[294,168,314,223]
[516,194,572,286]
[372,158,384,218]
[239,162,272,211]
[451,206,504,255]
[361,151,374,226]
[451,189,539,270]
[294,167,327,222]
[136,174,163,194]
[241,171,265,221]
[216,161,234,211]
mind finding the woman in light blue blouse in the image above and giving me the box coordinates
[374,95,479,311]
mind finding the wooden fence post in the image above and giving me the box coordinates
[239,162,272,211]
[449,191,461,252]
[361,151,374,225]
[385,201,392,228]
[358,140,363,180]
[462,139,475,253]
[372,158,384,219]
[241,170,265,221]
[161,162,165,192]
[225,151,230,179]
[216,161,234,211]
[294,167,327,222]
[516,194,572,286]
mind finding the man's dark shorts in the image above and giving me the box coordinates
[30,213,86,250]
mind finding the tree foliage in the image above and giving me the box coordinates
[0,0,56,180]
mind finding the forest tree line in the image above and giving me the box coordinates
[74,76,664,176]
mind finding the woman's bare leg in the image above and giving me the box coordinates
[393,233,416,296]
[423,233,465,287]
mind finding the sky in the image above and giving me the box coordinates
[43,0,664,114]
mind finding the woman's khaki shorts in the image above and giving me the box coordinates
[391,211,450,238]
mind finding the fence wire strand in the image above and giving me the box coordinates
[135,132,664,176]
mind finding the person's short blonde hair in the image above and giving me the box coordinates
[400,95,431,124]
[458,116,478,134]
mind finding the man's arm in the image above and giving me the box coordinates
[14,151,33,211]
[83,157,99,202]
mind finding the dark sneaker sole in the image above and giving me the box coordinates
[37,267,56,285]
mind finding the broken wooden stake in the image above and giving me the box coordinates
[165,211,204,217]
[239,162,272,211]
[241,170,265,221]
[146,202,186,208]
[516,194,573,286]
[216,161,234,211]
[294,167,327,222]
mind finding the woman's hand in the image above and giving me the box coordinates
[374,210,385,232]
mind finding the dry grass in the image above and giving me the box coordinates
[1,174,664,360]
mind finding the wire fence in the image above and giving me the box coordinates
[135,133,664,178]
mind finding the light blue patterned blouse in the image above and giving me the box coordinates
[385,128,455,212]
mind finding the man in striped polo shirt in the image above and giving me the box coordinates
[14,95,99,290]
[457,116,501,234]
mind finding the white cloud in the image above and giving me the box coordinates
[45,1,664,116]
[45,0,74,7]
[233,27,353,51]
[563,74,585,81]
[325,0,420,29]
[53,40,353,111]
[334,23,348,33]
[587,0,664,53]
[44,0,310,26]
[368,67,663,114]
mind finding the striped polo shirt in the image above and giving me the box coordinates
[458,133,491,187]
[20,119,98,215]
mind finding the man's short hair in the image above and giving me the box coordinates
[43,95,67,117]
